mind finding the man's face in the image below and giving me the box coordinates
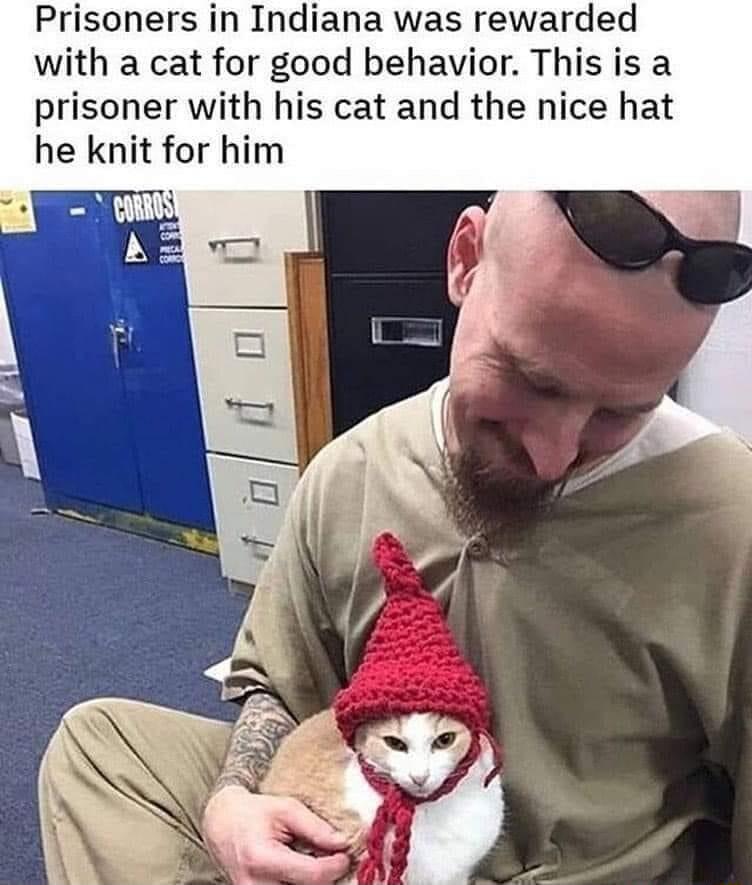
[441,191,717,539]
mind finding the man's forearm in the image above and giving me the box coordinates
[212,691,297,795]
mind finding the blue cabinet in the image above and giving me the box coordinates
[0,191,214,535]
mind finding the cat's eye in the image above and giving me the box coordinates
[433,732,456,750]
[383,736,408,752]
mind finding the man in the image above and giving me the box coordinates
[39,191,752,884]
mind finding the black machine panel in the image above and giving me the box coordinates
[321,191,493,276]
[328,277,460,434]
[321,191,492,434]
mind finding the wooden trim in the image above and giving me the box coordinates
[285,252,333,471]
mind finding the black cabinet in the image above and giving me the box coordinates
[321,191,492,435]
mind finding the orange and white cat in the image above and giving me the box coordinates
[260,708,504,885]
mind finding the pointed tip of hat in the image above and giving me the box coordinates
[372,532,427,597]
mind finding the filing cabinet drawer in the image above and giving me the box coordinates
[178,191,310,308]
[208,454,299,586]
[190,308,298,463]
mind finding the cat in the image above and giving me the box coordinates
[259,708,504,885]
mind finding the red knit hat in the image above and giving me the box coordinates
[334,531,493,744]
[333,532,502,885]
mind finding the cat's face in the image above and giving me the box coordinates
[354,713,472,797]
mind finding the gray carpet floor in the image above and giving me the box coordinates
[0,461,248,884]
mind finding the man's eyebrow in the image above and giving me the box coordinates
[509,353,567,393]
[506,351,662,415]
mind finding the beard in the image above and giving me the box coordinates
[440,440,568,546]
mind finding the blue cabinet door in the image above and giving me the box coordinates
[99,192,214,530]
[0,192,144,512]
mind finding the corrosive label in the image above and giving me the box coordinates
[113,191,183,266]
[112,191,177,225]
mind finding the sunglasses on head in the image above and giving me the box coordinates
[552,190,752,305]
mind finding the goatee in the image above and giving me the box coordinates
[440,444,566,546]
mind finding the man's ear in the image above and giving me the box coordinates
[447,206,486,307]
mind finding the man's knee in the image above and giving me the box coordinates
[41,697,140,785]
[61,696,140,732]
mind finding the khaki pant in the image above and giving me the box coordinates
[38,698,233,885]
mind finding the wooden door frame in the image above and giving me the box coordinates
[284,252,333,470]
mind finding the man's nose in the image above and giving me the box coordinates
[520,405,590,482]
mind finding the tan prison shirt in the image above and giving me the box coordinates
[223,385,752,884]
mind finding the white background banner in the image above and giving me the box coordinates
[1,0,751,188]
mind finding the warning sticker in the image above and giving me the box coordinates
[0,191,37,234]
[112,192,183,266]
[124,230,149,264]
[112,191,177,225]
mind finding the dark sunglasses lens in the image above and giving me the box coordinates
[681,246,752,304]
[567,192,669,266]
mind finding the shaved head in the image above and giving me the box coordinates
[483,190,741,321]
[486,190,741,241]
[476,191,744,380]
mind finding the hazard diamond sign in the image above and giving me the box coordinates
[124,230,149,264]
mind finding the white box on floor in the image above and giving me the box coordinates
[11,410,40,480]
[0,414,20,465]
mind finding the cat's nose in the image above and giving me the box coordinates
[410,772,428,786]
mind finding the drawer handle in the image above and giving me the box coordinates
[240,534,274,552]
[371,316,443,347]
[208,236,261,251]
[225,396,274,412]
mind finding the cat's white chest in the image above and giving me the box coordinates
[342,746,504,885]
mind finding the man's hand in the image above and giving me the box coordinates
[202,785,352,885]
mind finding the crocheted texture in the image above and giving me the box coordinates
[334,532,493,747]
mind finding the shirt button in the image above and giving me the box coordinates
[467,535,489,558]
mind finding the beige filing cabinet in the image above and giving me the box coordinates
[178,192,318,590]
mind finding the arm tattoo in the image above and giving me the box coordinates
[211,692,296,796]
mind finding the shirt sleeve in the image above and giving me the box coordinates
[221,468,347,722]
